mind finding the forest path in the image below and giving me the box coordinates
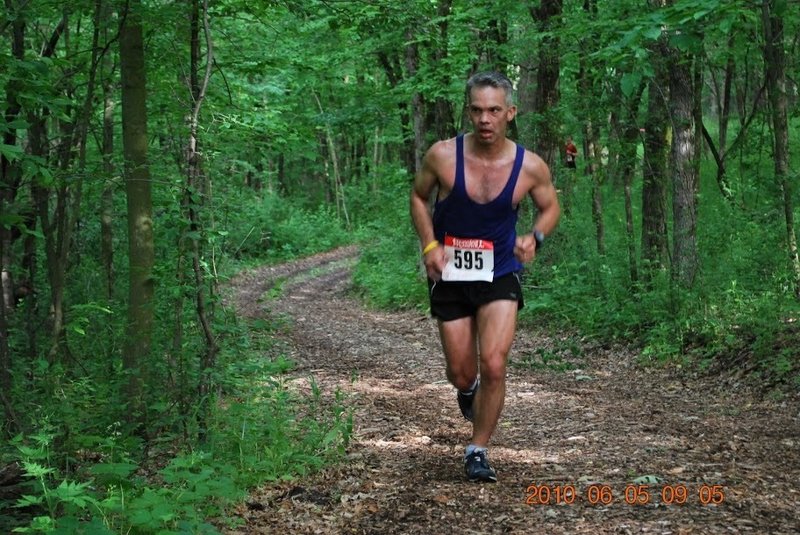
[225,246,800,534]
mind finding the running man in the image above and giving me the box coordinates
[410,71,560,482]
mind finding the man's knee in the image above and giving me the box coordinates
[479,353,507,384]
[446,361,478,390]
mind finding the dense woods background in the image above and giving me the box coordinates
[1,0,798,532]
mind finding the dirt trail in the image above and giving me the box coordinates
[226,246,800,534]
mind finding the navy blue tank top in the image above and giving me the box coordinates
[432,134,524,279]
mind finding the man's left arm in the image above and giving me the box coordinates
[514,155,561,263]
[530,167,560,239]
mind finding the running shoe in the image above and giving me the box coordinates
[464,449,497,482]
[457,380,479,422]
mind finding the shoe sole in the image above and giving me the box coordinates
[468,473,497,483]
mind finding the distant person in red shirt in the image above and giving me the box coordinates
[564,137,578,169]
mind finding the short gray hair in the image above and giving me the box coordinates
[466,71,514,107]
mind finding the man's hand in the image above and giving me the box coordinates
[514,234,537,264]
[424,246,447,281]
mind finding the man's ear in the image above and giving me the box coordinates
[507,105,517,121]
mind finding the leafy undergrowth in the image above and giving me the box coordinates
[1,319,352,534]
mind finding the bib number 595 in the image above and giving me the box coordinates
[453,250,484,270]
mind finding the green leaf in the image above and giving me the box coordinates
[89,462,139,479]
[128,508,154,527]
[669,32,701,51]
[13,516,55,532]
[21,227,45,239]
[17,445,46,459]
[15,494,44,508]
[632,474,663,484]
[322,428,341,446]
[0,213,24,229]
[4,118,30,130]
[620,72,642,98]
[73,517,117,535]
[54,480,98,508]
[22,461,55,478]
[0,143,23,161]
[643,26,663,40]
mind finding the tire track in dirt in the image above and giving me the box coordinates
[226,246,800,534]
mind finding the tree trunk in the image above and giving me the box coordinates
[642,75,670,273]
[640,0,672,279]
[562,0,601,219]
[120,0,155,428]
[13,15,69,365]
[704,79,766,207]
[39,5,103,364]
[668,44,699,288]
[623,161,637,282]
[186,0,220,441]
[0,0,26,429]
[761,1,800,297]
[713,37,735,201]
[583,121,605,256]
[433,0,454,141]
[314,93,350,227]
[0,237,12,433]
[575,0,604,256]
[591,173,605,256]
[405,27,425,174]
[101,46,116,300]
[610,80,645,283]
[0,298,14,434]
[529,0,562,168]
[277,153,287,194]
[377,51,415,175]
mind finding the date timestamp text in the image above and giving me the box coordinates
[525,483,726,506]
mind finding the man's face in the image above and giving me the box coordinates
[467,86,516,145]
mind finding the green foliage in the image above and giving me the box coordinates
[217,188,352,265]
[120,454,241,534]
[3,319,352,534]
[351,167,429,311]
[352,230,428,311]
[519,141,800,382]
[9,431,115,534]
[208,324,353,488]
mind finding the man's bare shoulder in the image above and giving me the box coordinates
[426,137,457,161]
[520,148,552,185]
[421,137,458,180]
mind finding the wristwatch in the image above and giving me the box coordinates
[534,230,545,251]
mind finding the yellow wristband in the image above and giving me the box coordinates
[422,240,439,255]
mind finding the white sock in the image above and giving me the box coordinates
[465,444,487,458]
[459,377,478,395]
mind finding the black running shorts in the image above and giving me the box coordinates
[427,272,524,321]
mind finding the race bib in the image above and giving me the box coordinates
[442,235,494,282]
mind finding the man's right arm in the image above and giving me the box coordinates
[410,145,447,280]
[410,152,437,251]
